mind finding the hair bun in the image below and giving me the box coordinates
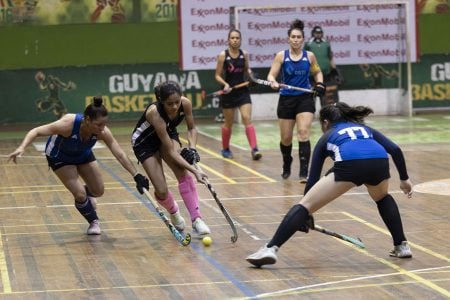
[292,19,304,30]
[93,96,103,107]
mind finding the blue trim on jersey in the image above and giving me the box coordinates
[45,114,97,164]
[280,50,311,96]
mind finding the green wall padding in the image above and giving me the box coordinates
[0,22,178,70]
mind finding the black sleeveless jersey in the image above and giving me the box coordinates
[223,49,248,89]
[131,101,185,148]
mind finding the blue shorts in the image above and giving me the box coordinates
[46,152,96,171]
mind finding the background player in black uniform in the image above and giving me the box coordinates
[131,81,211,236]
[215,29,262,160]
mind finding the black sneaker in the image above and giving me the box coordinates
[251,148,262,161]
[281,157,293,179]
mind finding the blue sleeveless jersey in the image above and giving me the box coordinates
[280,50,312,96]
[45,114,97,163]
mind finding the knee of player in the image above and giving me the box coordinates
[73,190,88,203]
[154,188,169,200]
[297,129,310,139]
[88,185,104,197]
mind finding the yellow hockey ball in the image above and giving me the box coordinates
[202,236,212,247]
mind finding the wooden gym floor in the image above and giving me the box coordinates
[0,114,449,299]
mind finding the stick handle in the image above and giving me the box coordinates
[194,164,238,243]
[279,83,313,93]
[249,74,313,93]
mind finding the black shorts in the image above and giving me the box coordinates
[277,93,315,119]
[133,131,181,163]
[334,158,390,186]
[46,152,96,171]
[220,90,251,109]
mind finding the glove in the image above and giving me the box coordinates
[180,148,200,165]
[134,173,149,194]
[313,82,326,97]
[329,68,343,85]
[298,214,315,233]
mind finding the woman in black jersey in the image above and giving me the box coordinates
[131,81,211,236]
[215,29,262,160]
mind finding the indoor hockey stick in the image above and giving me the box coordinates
[201,81,250,100]
[142,188,191,246]
[313,224,365,249]
[248,74,313,93]
[195,164,238,243]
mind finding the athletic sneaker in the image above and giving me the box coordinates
[251,148,262,161]
[87,219,101,235]
[281,157,293,179]
[221,148,233,159]
[389,241,412,258]
[214,113,225,123]
[192,218,211,236]
[170,211,186,231]
[246,244,279,267]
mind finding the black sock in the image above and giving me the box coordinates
[267,204,309,248]
[376,194,406,246]
[75,197,98,223]
[280,143,293,164]
[299,141,310,176]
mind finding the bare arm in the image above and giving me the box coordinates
[243,50,252,78]
[149,107,206,182]
[99,126,138,177]
[8,114,75,163]
[307,51,324,83]
[214,51,229,89]
[182,97,198,148]
[267,51,284,89]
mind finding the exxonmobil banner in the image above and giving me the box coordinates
[178,0,417,70]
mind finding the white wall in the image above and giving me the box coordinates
[239,89,409,121]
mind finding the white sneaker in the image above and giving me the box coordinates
[87,219,101,235]
[170,211,185,231]
[192,218,211,236]
[246,244,279,267]
[389,241,412,258]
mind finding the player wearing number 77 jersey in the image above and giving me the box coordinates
[247,102,413,267]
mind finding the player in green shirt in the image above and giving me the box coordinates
[304,26,342,107]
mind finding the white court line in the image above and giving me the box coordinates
[246,265,450,299]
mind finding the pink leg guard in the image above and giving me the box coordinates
[221,126,232,149]
[178,175,201,222]
[245,124,258,149]
[154,191,178,214]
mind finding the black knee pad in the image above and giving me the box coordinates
[286,204,314,233]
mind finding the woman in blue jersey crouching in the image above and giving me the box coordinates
[8,96,149,235]
[246,102,413,267]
